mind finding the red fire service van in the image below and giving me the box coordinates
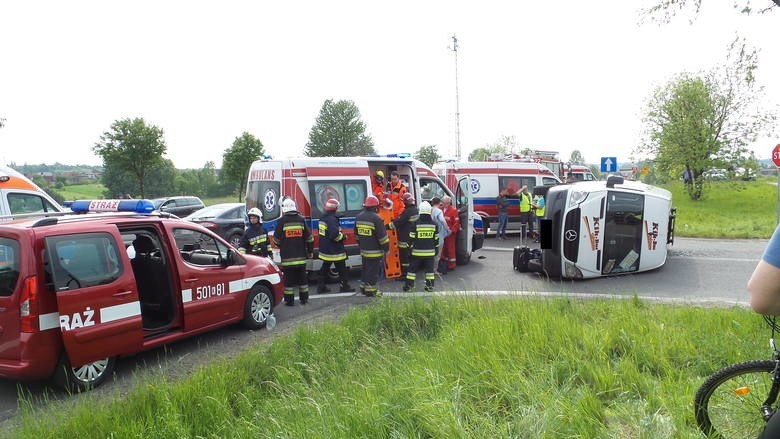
[0,200,282,391]
[245,155,484,272]
[433,160,561,234]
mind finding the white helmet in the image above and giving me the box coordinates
[281,198,297,213]
[419,201,432,215]
[247,207,262,220]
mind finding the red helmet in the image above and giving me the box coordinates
[402,192,415,205]
[363,195,380,207]
[325,198,340,211]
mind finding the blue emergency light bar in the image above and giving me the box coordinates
[69,199,156,214]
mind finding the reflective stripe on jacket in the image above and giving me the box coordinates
[409,215,439,258]
[318,212,347,261]
[356,209,389,258]
[273,211,314,266]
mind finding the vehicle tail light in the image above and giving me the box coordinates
[20,276,40,333]
[200,222,218,229]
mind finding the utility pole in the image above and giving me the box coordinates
[449,34,461,160]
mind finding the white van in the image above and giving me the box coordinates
[0,165,65,219]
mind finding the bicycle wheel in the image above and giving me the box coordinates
[694,360,777,439]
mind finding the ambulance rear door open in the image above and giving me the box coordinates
[45,227,143,366]
[455,176,475,262]
[246,162,283,235]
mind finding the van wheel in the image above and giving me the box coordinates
[456,252,471,266]
[243,284,273,329]
[53,354,115,392]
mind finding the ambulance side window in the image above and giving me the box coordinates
[309,181,366,218]
[543,177,559,186]
[0,238,20,297]
[499,176,535,196]
[419,178,448,202]
[247,180,281,222]
[46,233,123,291]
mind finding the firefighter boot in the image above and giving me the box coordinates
[317,278,330,294]
[424,278,434,293]
[339,281,355,293]
[403,280,414,293]
[299,287,309,305]
[284,292,295,306]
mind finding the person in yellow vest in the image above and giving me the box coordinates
[519,185,534,239]
[533,192,545,243]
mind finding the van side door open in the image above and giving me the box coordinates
[45,229,143,366]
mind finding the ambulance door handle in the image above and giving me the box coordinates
[112,290,133,298]
[185,278,199,283]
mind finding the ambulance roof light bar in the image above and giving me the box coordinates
[69,199,156,214]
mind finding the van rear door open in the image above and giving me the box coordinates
[45,228,143,366]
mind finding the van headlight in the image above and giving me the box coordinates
[568,190,588,208]
[563,260,583,279]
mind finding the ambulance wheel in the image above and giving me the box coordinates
[243,284,273,329]
[53,354,115,392]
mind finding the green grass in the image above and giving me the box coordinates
[202,195,241,206]
[5,297,764,438]
[661,180,776,238]
[57,183,107,200]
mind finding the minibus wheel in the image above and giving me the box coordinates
[243,284,273,329]
[53,354,116,392]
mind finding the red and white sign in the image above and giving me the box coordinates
[773,144,780,168]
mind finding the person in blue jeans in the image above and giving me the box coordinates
[748,225,780,438]
[496,188,510,240]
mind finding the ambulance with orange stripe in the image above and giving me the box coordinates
[0,165,65,218]
[0,200,282,391]
[245,155,484,280]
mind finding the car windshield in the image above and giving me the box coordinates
[186,204,232,219]
[152,199,166,209]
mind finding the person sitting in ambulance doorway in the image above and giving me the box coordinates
[316,198,355,294]
[404,201,439,293]
[274,198,314,306]
[238,207,272,257]
[388,170,408,217]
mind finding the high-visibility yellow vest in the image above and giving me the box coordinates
[519,193,532,213]
[534,196,545,217]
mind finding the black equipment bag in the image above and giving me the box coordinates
[513,246,530,272]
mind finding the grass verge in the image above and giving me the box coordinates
[4,296,764,438]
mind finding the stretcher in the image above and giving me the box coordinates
[379,208,402,278]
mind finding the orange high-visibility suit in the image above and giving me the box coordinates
[442,204,460,270]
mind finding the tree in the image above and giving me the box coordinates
[414,145,440,168]
[569,150,586,165]
[101,158,176,199]
[93,118,167,198]
[304,99,375,157]
[643,0,778,23]
[222,132,264,202]
[638,39,776,200]
[468,135,517,161]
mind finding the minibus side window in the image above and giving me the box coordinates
[247,180,281,222]
[602,192,644,274]
[0,238,20,296]
[7,193,58,214]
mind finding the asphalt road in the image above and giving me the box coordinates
[0,235,767,427]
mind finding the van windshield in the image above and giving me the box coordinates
[0,238,20,297]
[601,191,644,274]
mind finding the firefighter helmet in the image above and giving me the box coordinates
[325,198,340,211]
[247,207,262,220]
[280,198,297,213]
[363,195,380,207]
[402,192,415,205]
[418,201,432,215]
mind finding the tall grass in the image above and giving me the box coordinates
[57,183,107,200]
[5,297,764,438]
[662,180,776,238]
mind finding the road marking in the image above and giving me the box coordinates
[309,289,748,307]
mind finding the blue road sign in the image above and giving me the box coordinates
[600,157,617,173]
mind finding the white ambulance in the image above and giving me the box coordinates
[245,155,485,277]
[0,165,65,218]
[529,175,676,279]
[433,160,561,233]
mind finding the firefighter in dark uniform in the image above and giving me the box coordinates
[388,192,418,278]
[356,195,389,297]
[273,198,314,306]
[237,207,272,257]
[316,198,355,294]
[404,201,439,292]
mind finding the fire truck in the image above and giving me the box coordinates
[245,155,484,273]
[484,150,597,182]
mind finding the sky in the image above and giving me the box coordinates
[0,1,778,169]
